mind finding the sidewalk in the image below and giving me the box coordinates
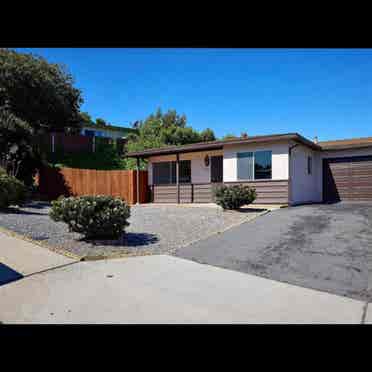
[0,252,366,323]
[0,230,77,282]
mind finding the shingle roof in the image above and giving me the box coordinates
[127,133,321,158]
[319,136,372,150]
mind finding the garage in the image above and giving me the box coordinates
[323,155,372,202]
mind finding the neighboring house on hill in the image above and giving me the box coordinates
[81,123,138,140]
[127,133,372,205]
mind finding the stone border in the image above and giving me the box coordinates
[0,225,82,261]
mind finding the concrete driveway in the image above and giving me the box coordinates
[0,254,365,324]
[175,202,372,301]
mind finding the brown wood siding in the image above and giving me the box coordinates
[152,184,193,203]
[152,185,178,203]
[225,180,289,204]
[323,156,372,202]
[194,183,214,203]
[37,166,148,205]
[151,180,289,204]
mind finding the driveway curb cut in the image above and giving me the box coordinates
[170,208,271,255]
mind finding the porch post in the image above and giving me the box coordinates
[176,153,180,204]
[136,157,140,205]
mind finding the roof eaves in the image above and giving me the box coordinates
[126,132,321,158]
[321,143,372,151]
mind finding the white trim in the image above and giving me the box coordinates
[236,150,273,181]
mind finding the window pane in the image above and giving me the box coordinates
[254,151,272,179]
[307,156,312,175]
[153,162,172,185]
[179,160,191,183]
[237,152,253,180]
[171,161,176,184]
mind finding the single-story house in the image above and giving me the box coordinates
[81,123,137,140]
[127,133,372,205]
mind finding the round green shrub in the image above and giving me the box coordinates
[213,184,256,210]
[0,173,27,208]
[49,195,131,239]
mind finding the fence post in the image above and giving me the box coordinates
[51,134,55,153]
[92,136,96,153]
[136,158,140,205]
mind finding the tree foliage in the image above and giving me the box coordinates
[50,141,126,170]
[79,112,94,125]
[0,109,37,184]
[222,133,239,140]
[95,118,107,127]
[0,172,27,208]
[0,48,83,133]
[124,108,217,169]
[200,128,216,142]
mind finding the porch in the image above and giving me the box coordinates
[149,180,289,205]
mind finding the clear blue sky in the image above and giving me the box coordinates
[15,48,372,141]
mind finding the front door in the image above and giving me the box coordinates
[211,155,223,183]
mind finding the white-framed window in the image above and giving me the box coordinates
[152,160,191,185]
[237,150,272,180]
[307,156,312,175]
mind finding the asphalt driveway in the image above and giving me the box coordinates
[175,202,372,301]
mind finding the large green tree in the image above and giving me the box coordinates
[79,111,94,126]
[200,128,216,142]
[0,48,83,133]
[0,109,37,185]
[222,133,239,140]
[124,109,217,169]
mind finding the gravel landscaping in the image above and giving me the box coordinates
[0,201,263,259]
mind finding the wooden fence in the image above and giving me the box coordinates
[36,166,148,204]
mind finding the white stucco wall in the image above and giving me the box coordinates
[290,145,322,204]
[223,141,290,182]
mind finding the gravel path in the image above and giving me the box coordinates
[0,202,261,259]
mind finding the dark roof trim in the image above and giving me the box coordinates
[126,133,321,158]
[320,143,372,151]
[82,122,138,134]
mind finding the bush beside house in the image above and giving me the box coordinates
[0,169,27,208]
[213,184,256,210]
[49,195,131,239]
